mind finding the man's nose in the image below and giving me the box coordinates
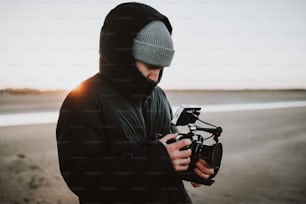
[147,69,161,82]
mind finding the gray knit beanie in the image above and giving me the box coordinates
[132,20,174,67]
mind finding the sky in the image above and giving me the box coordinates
[0,0,306,90]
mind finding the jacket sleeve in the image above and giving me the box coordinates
[56,92,179,202]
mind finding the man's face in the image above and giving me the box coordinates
[135,61,163,83]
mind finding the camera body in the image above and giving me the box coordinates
[170,105,223,185]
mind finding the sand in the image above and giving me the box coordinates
[0,124,78,204]
[0,90,306,204]
[187,107,306,204]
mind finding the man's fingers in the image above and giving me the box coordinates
[174,157,190,171]
[170,149,191,160]
[159,134,191,151]
[173,157,191,166]
[191,182,202,188]
[159,133,178,144]
[168,138,191,150]
[174,164,189,172]
[159,134,193,173]
[194,168,210,179]
[198,159,211,168]
[179,149,192,158]
[193,159,215,179]
[195,161,214,175]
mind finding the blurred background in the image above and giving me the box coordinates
[0,1,306,204]
[0,0,306,90]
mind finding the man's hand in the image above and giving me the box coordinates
[190,159,214,187]
[194,159,214,179]
[159,134,214,187]
[191,182,202,188]
[159,133,192,172]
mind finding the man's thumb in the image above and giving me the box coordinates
[159,133,178,144]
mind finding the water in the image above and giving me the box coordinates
[0,101,306,127]
[1,101,306,127]
[172,101,306,113]
[0,111,59,127]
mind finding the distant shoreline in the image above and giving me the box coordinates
[0,88,68,95]
[1,88,306,95]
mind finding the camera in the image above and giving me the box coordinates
[170,105,223,185]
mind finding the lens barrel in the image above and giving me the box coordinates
[192,142,223,169]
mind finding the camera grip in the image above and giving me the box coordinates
[166,138,177,144]
[179,170,215,186]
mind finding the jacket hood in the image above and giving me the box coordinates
[99,2,172,102]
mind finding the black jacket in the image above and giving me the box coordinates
[56,3,193,204]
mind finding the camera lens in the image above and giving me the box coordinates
[194,143,223,169]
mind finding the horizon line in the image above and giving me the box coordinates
[1,87,306,95]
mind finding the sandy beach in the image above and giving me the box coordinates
[0,90,306,204]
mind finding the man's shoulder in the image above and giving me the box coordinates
[153,86,166,95]
[150,86,171,106]
[69,73,113,95]
[152,86,168,99]
[62,73,113,106]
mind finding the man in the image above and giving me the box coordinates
[56,3,214,204]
